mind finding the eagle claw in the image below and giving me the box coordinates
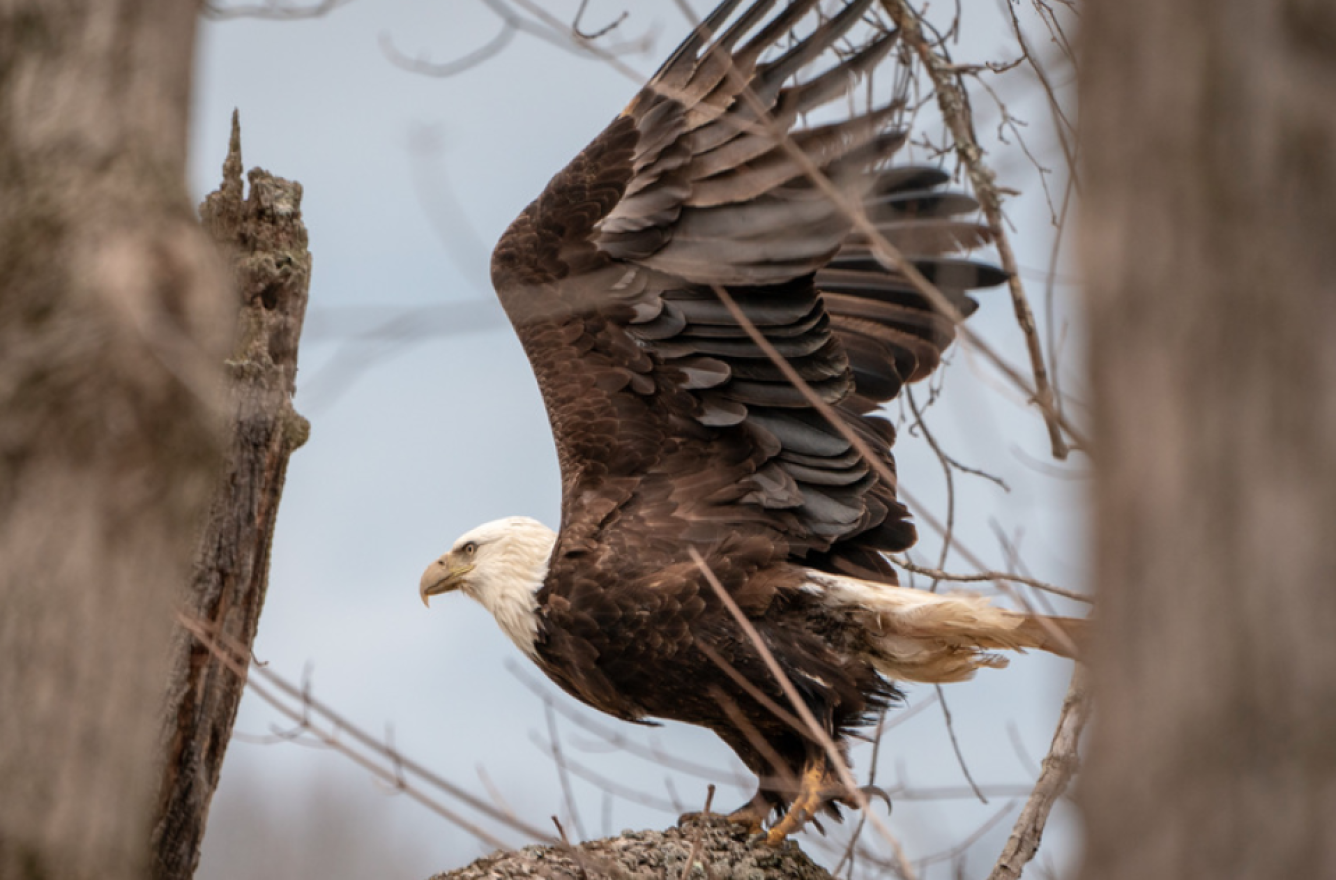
[858,783,893,814]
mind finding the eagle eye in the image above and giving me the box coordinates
[462,542,477,556]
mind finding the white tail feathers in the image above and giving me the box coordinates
[804,572,1085,684]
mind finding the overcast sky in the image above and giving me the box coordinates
[188,2,1087,878]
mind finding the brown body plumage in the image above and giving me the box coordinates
[421,0,1081,841]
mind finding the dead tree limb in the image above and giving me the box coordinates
[149,113,312,880]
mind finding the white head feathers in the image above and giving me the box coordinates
[418,516,557,658]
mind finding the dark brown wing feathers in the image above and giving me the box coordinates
[490,1,1002,754]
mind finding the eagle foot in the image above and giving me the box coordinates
[764,754,883,846]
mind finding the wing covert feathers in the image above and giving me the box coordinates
[490,0,1007,590]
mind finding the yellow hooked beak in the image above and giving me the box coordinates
[419,554,474,607]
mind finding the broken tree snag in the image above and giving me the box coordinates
[150,113,313,880]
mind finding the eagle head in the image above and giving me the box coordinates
[419,516,557,657]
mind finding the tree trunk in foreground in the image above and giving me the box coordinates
[431,816,833,880]
[0,4,233,880]
[1079,2,1336,878]
[150,117,313,880]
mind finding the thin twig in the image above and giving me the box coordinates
[891,556,1092,605]
[178,613,556,846]
[552,748,683,813]
[919,800,1017,868]
[507,660,752,786]
[572,0,629,41]
[935,684,989,804]
[378,20,518,78]
[679,786,716,880]
[380,0,652,80]
[907,388,956,588]
[831,703,891,878]
[546,702,588,841]
[1001,0,1078,176]
[880,0,1070,459]
[1043,169,1079,431]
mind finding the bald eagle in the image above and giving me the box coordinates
[420,0,1081,844]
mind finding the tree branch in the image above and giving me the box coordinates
[987,665,1089,880]
[880,0,1071,460]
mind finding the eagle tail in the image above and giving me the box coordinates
[805,572,1086,684]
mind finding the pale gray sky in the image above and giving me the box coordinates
[189,3,1087,878]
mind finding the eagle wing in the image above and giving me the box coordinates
[490,0,1001,589]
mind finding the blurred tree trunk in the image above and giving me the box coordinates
[0,4,233,880]
[1079,2,1336,878]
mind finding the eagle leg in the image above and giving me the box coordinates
[764,751,846,846]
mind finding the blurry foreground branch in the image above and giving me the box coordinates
[150,115,313,880]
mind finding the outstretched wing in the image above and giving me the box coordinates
[491,0,1001,587]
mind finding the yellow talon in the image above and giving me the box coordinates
[764,753,842,845]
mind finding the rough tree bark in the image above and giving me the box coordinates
[150,117,312,880]
[1079,2,1336,878]
[0,4,233,880]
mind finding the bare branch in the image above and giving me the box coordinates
[880,0,1071,459]
[545,703,589,841]
[678,786,715,880]
[934,685,989,804]
[507,660,752,787]
[380,0,652,81]
[920,800,1018,869]
[906,387,966,590]
[378,19,518,79]
[572,0,628,41]
[179,614,558,847]
[986,665,1090,880]
[892,556,1093,605]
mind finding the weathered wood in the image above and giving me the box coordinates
[150,115,312,880]
[1078,1,1336,878]
[0,4,231,879]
